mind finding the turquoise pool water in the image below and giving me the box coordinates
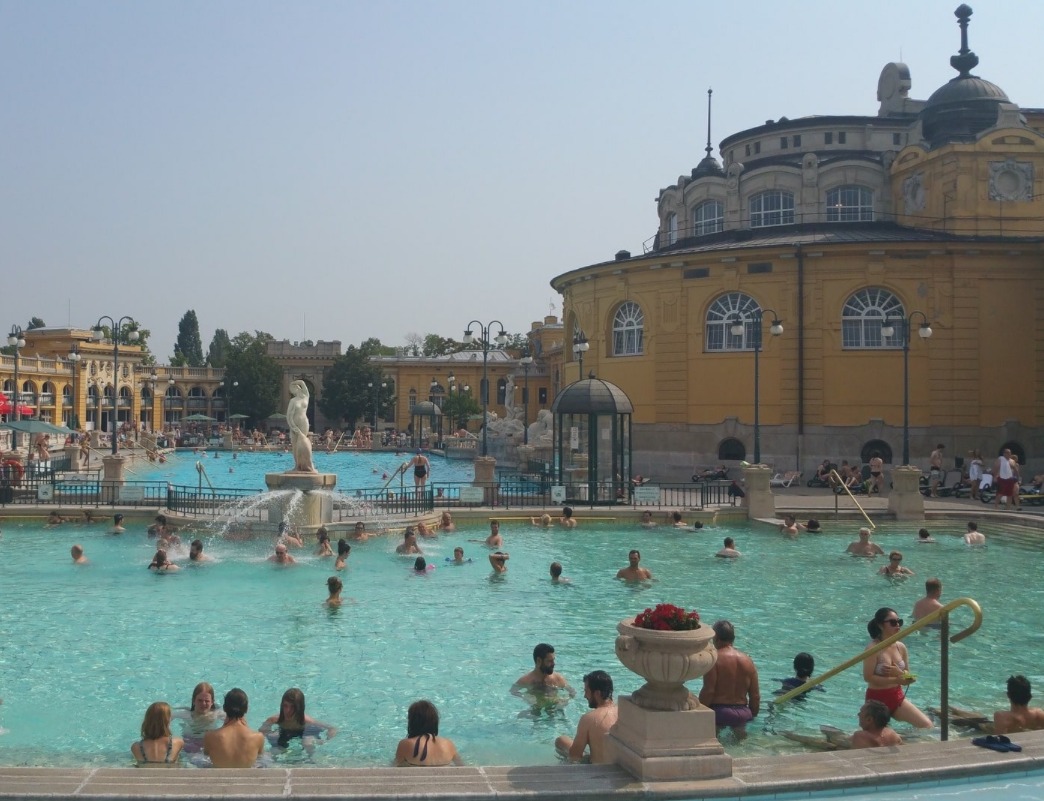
[0,516,1041,768]
[134,449,479,491]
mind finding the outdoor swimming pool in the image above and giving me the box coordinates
[0,515,1040,768]
[133,449,479,491]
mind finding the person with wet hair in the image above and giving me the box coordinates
[131,701,184,764]
[994,675,1044,734]
[203,689,266,768]
[259,687,336,753]
[335,539,351,570]
[554,670,617,763]
[325,576,343,607]
[393,700,462,766]
[851,700,903,748]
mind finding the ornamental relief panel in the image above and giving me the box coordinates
[988,159,1033,201]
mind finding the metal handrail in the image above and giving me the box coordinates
[773,597,983,741]
[829,468,875,528]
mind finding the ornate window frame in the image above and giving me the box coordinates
[705,292,761,352]
[612,301,644,356]
[750,191,794,228]
[841,288,904,349]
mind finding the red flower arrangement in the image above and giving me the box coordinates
[633,603,701,631]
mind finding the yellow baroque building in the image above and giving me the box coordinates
[551,8,1044,479]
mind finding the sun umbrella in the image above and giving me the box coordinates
[267,412,286,419]
[183,413,217,422]
[0,420,72,436]
[0,397,34,416]
[229,413,250,420]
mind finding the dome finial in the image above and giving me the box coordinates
[950,4,978,78]
[705,88,714,160]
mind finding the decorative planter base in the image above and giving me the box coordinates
[607,696,732,781]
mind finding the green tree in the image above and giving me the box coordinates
[319,346,389,429]
[440,391,481,430]
[422,333,464,357]
[27,317,46,330]
[91,319,155,366]
[207,328,232,368]
[222,331,281,426]
[359,337,396,358]
[173,310,205,367]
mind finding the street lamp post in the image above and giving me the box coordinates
[730,308,784,465]
[92,316,139,455]
[67,346,82,429]
[519,352,533,444]
[7,325,27,450]
[463,320,507,457]
[573,332,589,381]
[165,378,175,430]
[148,372,158,432]
[882,312,933,466]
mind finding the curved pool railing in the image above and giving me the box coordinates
[774,596,984,739]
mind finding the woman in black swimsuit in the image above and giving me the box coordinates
[131,701,184,764]
[393,700,463,766]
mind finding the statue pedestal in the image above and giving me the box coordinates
[264,472,338,528]
[607,697,731,781]
[101,455,127,504]
[888,466,925,520]
[473,456,497,505]
[742,466,774,519]
[63,445,82,472]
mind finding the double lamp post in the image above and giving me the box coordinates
[463,320,507,457]
[92,316,138,455]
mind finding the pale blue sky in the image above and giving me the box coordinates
[2,1,1041,360]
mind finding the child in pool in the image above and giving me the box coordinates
[259,688,336,754]
[173,682,226,753]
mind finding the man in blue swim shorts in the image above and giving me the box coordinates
[698,620,761,740]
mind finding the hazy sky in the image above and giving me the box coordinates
[3,1,1042,361]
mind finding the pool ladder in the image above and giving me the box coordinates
[829,469,875,528]
[773,597,983,741]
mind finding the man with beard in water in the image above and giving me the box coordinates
[555,670,618,763]
[511,643,576,715]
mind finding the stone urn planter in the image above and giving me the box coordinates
[615,619,717,711]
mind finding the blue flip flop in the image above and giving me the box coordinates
[973,735,1022,752]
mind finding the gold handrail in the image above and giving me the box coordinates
[773,596,983,705]
[829,469,875,528]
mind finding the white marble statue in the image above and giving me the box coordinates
[287,379,316,473]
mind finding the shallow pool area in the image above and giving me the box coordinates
[0,514,1040,770]
[133,449,479,492]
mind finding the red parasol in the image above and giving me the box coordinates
[0,397,34,416]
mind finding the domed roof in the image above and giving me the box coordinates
[920,5,1011,147]
[692,154,725,179]
[551,377,633,415]
[412,401,442,415]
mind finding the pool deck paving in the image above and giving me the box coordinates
[0,730,1041,799]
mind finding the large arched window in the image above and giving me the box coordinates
[749,191,794,228]
[692,201,724,236]
[842,288,904,349]
[612,301,644,356]
[826,185,874,222]
[705,293,761,351]
[666,213,678,245]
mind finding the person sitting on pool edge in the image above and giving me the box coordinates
[851,700,903,749]
[203,689,266,768]
[994,675,1044,735]
[393,699,463,767]
[554,670,617,764]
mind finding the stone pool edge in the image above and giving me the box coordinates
[0,730,1041,800]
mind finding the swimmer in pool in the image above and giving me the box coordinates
[413,556,434,574]
[173,682,226,752]
[393,700,463,767]
[148,549,179,572]
[188,539,211,563]
[70,544,88,564]
[439,511,455,532]
[531,514,554,528]
[315,527,333,557]
[110,513,125,534]
[131,701,184,765]
[511,643,576,716]
[396,528,422,555]
[447,547,471,565]
[335,539,351,570]
[325,576,343,607]
[349,521,369,541]
[268,543,296,565]
[259,688,336,754]
[550,562,570,583]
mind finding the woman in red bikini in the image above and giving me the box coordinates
[862,607,932,728]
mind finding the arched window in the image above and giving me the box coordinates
[861,440,893,465]
[612,302,644,356]
[842,288,904,349]
[705,293,761,351]
[718,438,746,461]
[666,213,678,245]
[118,386,132,400]
[62,384,73,402]
[750,191,794,228]
[998,441,1025,465]
[692,201,724,236]
[826,185,874,222]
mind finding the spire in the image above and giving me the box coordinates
[950,4,978,77]
[705,88,714,161]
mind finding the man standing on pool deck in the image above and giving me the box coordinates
[929,443,945,497]
[994,448,1019,509]
[616,549,652,581]
[555,670,617,763]
[203,688,266,768]
[407,449,431,490]
[845,528,884,557]
[699,620,760,740]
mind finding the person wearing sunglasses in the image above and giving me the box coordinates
[878,551,915,578]
[862,607,932,728]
